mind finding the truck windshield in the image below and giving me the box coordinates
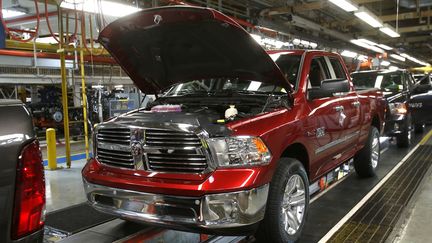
[352,71,403,91]
[162,78,288,97]
[162,54,302,97]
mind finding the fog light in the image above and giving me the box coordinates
[201,184,269,226]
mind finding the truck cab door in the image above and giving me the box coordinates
[325,56,361,161]
[305,56,346,179]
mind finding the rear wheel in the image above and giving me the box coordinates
[256,158,309,243]
[354,126,380,178]
[414,123,425,133]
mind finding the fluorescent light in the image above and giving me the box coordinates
[400,53,430,66]
[390,54,406,62]
[114,85,124,89]
[358,38,378,46]
[60,0,140,17]
[2,9,26,18]
[328,0,358,12]
[389,66,398,71]
[341,50,357,58]
[300,40,310,47]
[351,39,385,53]
[379,24,400,38]
[381,60,390,66]
[357,55,368,61]
[351,39,371,49]
[377,44,392,50]
[354,7,383,28]
[368,45,385,53]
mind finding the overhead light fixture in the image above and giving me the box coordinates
[310,42,318,48]
[341,50,357,58]
[2,9,26,18]
[368,45,385,53]
[400,53,430,66]
[350,39,384,53]
[354,7,383,28]
[390,54,406,62]
[328,0,358,12]
[388,66,398,71]
[60,0,140,17]
[357,38,378,46]
[379,24,400,38]
[350,39,370,49]
[377,44,392,50]
[381,60,391,66]
[357,55,368,61]
[292,38,301,45]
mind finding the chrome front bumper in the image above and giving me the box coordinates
[83,180,269,230]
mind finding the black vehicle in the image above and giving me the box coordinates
[410,74,432,132]
[0,100,45,243]
[352,69,423,147]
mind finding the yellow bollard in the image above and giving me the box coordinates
[46,128,57,170]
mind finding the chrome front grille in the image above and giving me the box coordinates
[144,129,208,173]
[96,128,134,168]
[95,127,209,173]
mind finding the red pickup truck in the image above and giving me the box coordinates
[82,6,385,242]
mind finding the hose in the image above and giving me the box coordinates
[0,0,40,42]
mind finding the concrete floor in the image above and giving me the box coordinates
[45,159,87,213]
[394,163,432,243]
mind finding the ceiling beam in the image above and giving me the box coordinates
[380,10,432,22]
[398,25,432,33]
[261,2,328,16]
[353,0,382,4]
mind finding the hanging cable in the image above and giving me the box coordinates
[0,0,40,42]
[45,0,60,43]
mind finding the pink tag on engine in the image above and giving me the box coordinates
[151,105,182,113]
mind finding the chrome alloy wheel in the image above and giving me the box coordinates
[371,133,380,169]
[281,174,306,235]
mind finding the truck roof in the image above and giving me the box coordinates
[0,99,23,106]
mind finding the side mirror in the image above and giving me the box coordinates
[308,79,350,100]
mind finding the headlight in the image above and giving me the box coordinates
[389,102,407,115]
[206,136,271,167]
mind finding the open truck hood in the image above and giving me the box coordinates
[98,6,292,94]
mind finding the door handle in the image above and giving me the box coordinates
[352,101,361,108]
[334,106,344,112]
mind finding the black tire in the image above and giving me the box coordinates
[354,126,380,178]
[414,123,425,134]
[397,116,412,148]
[256,158,309,243]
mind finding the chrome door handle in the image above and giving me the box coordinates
[334,106,344,112]
[352,101,361,107]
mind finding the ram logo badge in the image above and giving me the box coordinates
[154,14,162,24]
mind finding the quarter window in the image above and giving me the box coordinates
[328,58,347,79]
[308,57,330,89]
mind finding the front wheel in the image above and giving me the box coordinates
[397,115,412,148]
[256,158,309,243]
[354,126,380,178]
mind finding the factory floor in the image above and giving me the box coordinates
[391,137,432,243]
[45,159,87,213]
[41,139,89,213]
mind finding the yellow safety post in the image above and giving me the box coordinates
[46,128,57,170]
[80,47,90,160]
